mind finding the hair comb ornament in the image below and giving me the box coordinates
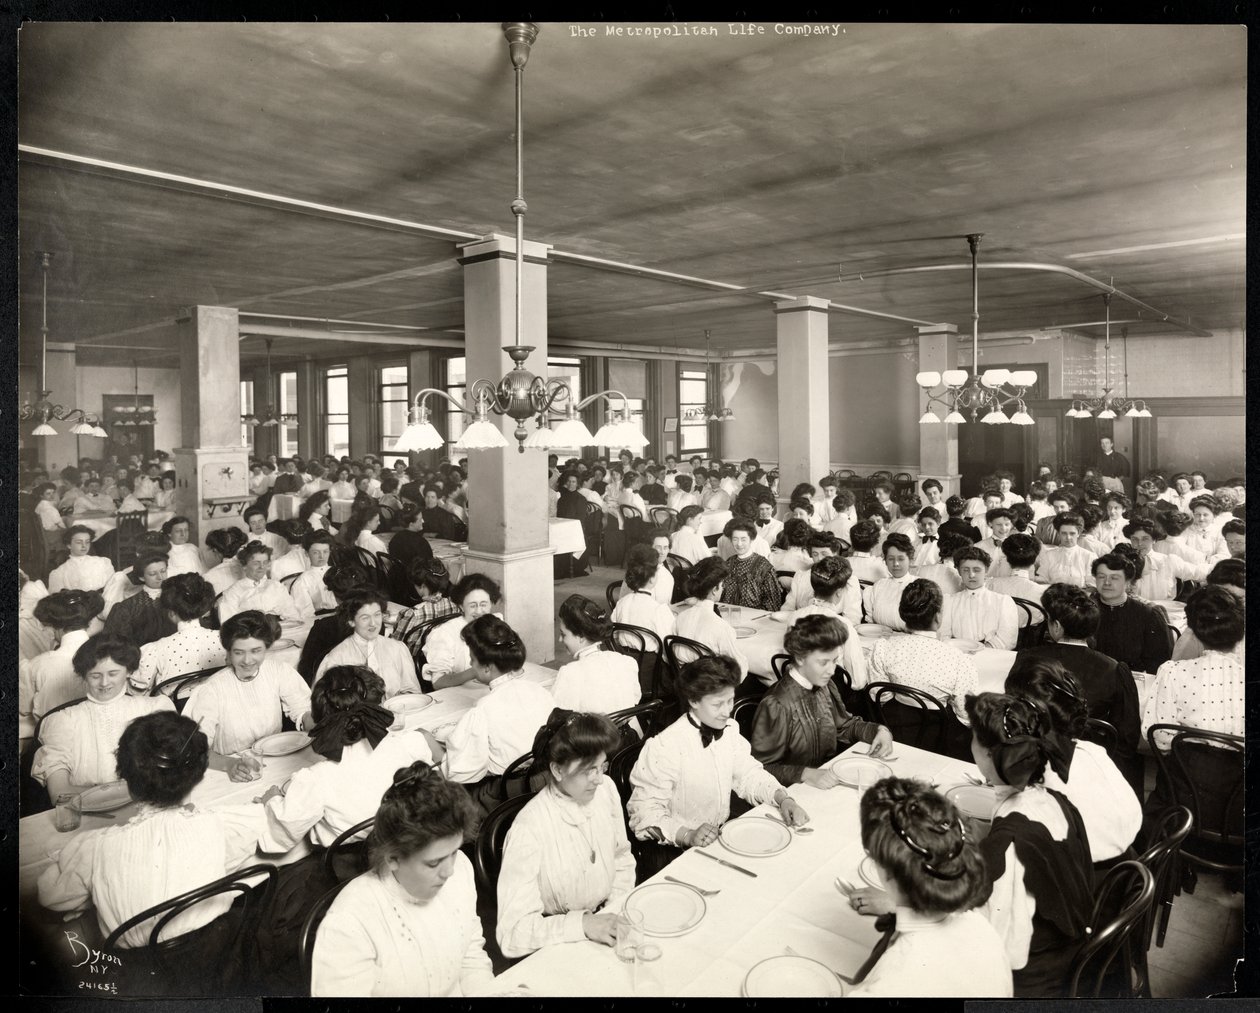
[889,801,966,881]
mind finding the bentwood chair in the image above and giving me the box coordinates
[857,579,874,623]
[1132,806,1194,996]
[649,505,679,533]
[1080,718,1119,755]
[103,865,278,996]
[321,817,375,883]
[607,699,664,747]
[865,681,970,760]
[1012,597,1048,649]
[582,501,606,564]
[605,622,664,702]
[472,791,537,972]
[1067,860,1154,997]
[151,666,222,713]
[280,572,302,592]
[299,879,351,996]
[732,697,760,740]
[605,580,625,613]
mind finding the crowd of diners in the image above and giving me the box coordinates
[16,441,1245,998]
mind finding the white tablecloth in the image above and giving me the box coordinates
[380,521,587,573]
[494,741,983,996]
[267,494,302,521]
[697,510,733,539]
[69,510,174,537]
[330,498,356,524]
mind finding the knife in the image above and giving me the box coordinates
[693,849,757,878]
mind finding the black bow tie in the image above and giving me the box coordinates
[852,913,898,984]
[756,519,771,527]
[921,535,937,543]
[688,714,725,748]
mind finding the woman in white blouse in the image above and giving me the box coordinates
[840,777,1013,997]
[341,503,389,558]
[311,761,493,997]
[242,505,289,559]
[425,572,501,690]
[268,519,312,583]
[299,490,337,535]
[497,711,636,957]
[673,556,749,680]
[628,655,808,877]
[218,541,302,623]
[48,525,116,593]
[552,594,641,717]
[259,665,441,853]
[160,515,205,576]
[669,505,711,566]
[610,544,675,642]
[202,526,248,596]
[133,574,227,694]
[20,590,105,738]
[1096,493,1131,551]
[328,467,358,502]
[314,588,422,697]
[184,611,313,781]
[37,711,266,960]
[32,633,175,801]
[1005,660,1141,867]
[152,473,177,510]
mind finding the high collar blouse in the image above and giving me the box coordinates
[32,692,176,788]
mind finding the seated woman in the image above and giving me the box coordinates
[628,655,808,877]
[161,516,205,576]
[296,565,376,684]
[48,525,115,593]
[496,710,636,958]
[20,590,105,736]
[769,517,813,573]
[719,518,784,611]
[341,503,389,557]
[439,616,557,804]
[610,544,675,641]
[425,573,502,690]
[259,665,441,853]
[37,711,266,959]
[673,556,748,682]
[386,505,434,572]
[943,546,1018,650]
[1005,659,1141,869]
[268,520,313,583]
[750,614,891,787]
[299,463,330,501]
[1034,513,1096,588]
[314,587,422,697]
[134,573,226,693]
[103,552,176,647]
[184,611,314,779]
[394,557,459,632]
[1171,558,1245,662]
[552,594,641,717]
[202,526,248,596]
[152,472,178,510]
[300,490,337,536]
[310,762,492,997]
[242,505,289,559]
[862,533,917,630]
[669,505,710,565]
[1096,492,1131,551]
[32,634,176,800]
[328,467,357,503]
[288,532,336,619]
[789,556,869,689]
[218,541,302,623]
[840,778,1012,997]
[964,692,1094,997]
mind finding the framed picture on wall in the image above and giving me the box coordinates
[663,416,678,434]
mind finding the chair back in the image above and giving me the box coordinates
[321,816,376,882]
[376,503,397,531]
[609,737,647,808]
[103,864,278,990]
[1146,724,1244,870]
[662,635,714,685]
[732,697,760,740]
[605,580,624,613]
[769,653,791,683]
[280,572,301,592]
[499,750,542,800]
[352,546,381,583]
[774,569,795,591]
[582,502,606,563]
[152,666,222,713]
[857,579,874,622]
[375,551,407,599]
[604,621,663,690]
[865,681,964,758]
[649,506,678,532]
[832,537,852,555]
[1012,597,1048,649]
[618,504,645,524]
[1080,718,1119,754]
[607,700,664,744]
[114,509,149,570]
[473,791,536,899]
[298,878,351,995]
[1134,805,1193,965]
[1068,860,1154,997]
[835,469,857,483]
[401,613,454,669]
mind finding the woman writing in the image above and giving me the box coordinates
[496,710,636,957]
[750,614,892,787]
[310,762,493,996]
[314,587,422,698]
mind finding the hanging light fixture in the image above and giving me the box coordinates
[682,330,735,422]
[111,358,157,428]
[916,234,1038,426]
[242,337,297,428]
[1065,294,1153,419]
[391,24,649,455]
[18,252,107,437]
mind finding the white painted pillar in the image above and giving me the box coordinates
[917,323,962,498]
[775,296,831,500]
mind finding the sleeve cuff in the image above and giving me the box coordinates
[561,909,588,944]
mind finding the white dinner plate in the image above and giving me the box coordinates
[951,638,983,654]
[734,626,757,639]
[78,781,133,814]
[384,693,433,714]
[719,816,792,858]
[742,955,845,997]
[253,731,312,757]
[942,782,997,821]
[624,882,706,937]
[269,637,296,650]
[858,855,885,890]
[856,623,891,638]
[831,754,893,788]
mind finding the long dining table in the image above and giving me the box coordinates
[494,739,991,996]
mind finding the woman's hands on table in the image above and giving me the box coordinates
[844,885,894,917]
[227,753,263,783]
[866,726,896,758]
[582,911,620,946]
[681,822,721,847]
[774,790,810,827]
[802,766,843,790]
[255,783,285,804]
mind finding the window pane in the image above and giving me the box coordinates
[325,366,349,458]
[380,365,408,386]
[240,381,254,450]
[447,357,466,385]
[381,400,408,441]
[279,372,298,414]
[281,423,298,457]
[327,423,349,459]
[680,422,708,453]
[381,453,409,470]
[680,378,707,402]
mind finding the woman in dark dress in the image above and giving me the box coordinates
[103,551,177,647]
[387,505,434,572]
[965,692,1094,998]
[296,565,377,684]
[555,471,590,577]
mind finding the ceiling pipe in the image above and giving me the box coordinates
[841,260,1212,336]
[238,323,465,348]
[239,312,445,332]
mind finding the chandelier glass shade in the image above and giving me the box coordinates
[1066,296,1153,419]
[241,337,297,428]
[682,329,734,422]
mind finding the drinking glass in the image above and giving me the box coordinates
[634,942,665,996]
[54,793,82,832]
[241,747,264,781]
[727,605,743,626]
[856,763,872,797]
[614,908,644,964]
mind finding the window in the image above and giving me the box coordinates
[445,356,466,459]
[278,371,298,458]
[546,357,583,459]
[679,368,710,455]
[240,381,254,452]
[379,363,410,469]
[324,365,349,459]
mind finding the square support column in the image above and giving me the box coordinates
[173,306,249,558]
[457,233,556,663]
[917,323,962,499]
[774,296,831,498]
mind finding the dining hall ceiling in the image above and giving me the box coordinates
[17,21,1246,370]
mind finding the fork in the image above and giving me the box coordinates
[784,945,857,986]
[765,811,814,834]
[663,875,720,896]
